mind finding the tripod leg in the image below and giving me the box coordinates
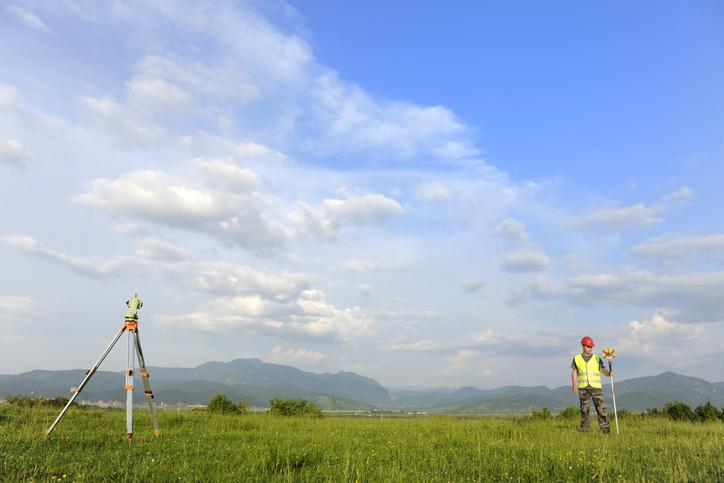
[46,327,127,436]
[134,329,160,437]
[125,330,135,441]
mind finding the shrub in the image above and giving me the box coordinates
[643,407,662,418]
[694,402,720,422]
[268,398,322,418]
[663,401,695,421]
[531,407,551,419]
[207,394,239,414]
[236,400,250,415]
[4,395,78,409]
[557,407,579,419]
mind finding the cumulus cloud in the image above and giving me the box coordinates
[83,96,166,146]
[331,258,400,273]
[439,350,478,376]
[134,238,191,262]
[2,234,313,301]
[502,249,551,273]
[73,169,291,252]
[571,187,693,231]
[270,345,326,363]
[492,218,528,243]
[518,269,724,322]
[195,158,261,192]
[614,309,713,359]
[1,235,127,278]
[571,203,663,230]
[629,234,724,264]
[87,0,481,166]
[127,76,194,119]
[413,181,451,202]
[6,5,52,34]
[391,329,567,357]
[293,192,404,240]
[662,186,693,203]
[0,135,30,166]
[156,289,373,342]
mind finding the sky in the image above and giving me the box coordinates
[1,0,723,389]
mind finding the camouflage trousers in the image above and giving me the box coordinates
[579,387,609,432]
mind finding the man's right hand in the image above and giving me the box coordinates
[572,387,578,394]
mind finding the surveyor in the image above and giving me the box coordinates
[571,336,613,433]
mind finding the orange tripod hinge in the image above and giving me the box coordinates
[125,384,135,391]
[123,321,138,331]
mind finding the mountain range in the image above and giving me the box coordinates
[1,359,722,412]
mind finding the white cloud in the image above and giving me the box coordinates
[195,158,261,192]
[520,269,724,321]
[83,96,166,146]
[502,249,551,272]
[391,329,567,356]
[629,234,724,263]
[74,170,239,223]
[2,234,313,301]
[662,186,693,203]
[6,5,52,33]
[1,235,126,278]
[492,218,528,243]
[439,350,478,376]
[615,309,714,359]
[134,238,191,262]
[0,135,30,166]
[156,289,373,342]
[73,170,291,252]
[324,193,405,224]
[270,345,326,363]
[572,188,692,231]
[127,76,194,118]
[331,258,400,273]
[572,202,662,230]
[293,192,404,240]
[413,181,451,202]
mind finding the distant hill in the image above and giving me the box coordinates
[394,372,724,412]
[1,361,722,412]
[0,359,392,409]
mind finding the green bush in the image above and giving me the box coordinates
[663,401,695,421]
[236,400,251,415]
[207,394,239,414]
[4,395,78,409]
[268,398,322,418]
[531,407,551,419]
[557,407,579,419]
[694,402,720,422]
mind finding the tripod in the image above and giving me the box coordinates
[46,294,160,440]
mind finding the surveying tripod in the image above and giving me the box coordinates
[46,294,160,440]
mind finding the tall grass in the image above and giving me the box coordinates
[0,404,721,481]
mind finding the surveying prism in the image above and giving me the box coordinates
[46,294,160,441]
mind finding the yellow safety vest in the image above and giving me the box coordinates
[574,354,602,389]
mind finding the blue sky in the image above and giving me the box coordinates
[0,0,722,388]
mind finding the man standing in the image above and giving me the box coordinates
[571,336,612,433]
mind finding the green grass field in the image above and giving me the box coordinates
[1,405,722,481]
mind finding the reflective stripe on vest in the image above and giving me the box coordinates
[574,354,602,389]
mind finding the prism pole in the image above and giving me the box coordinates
[602,347,619,435]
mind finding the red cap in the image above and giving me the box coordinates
[581,336,595,348]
